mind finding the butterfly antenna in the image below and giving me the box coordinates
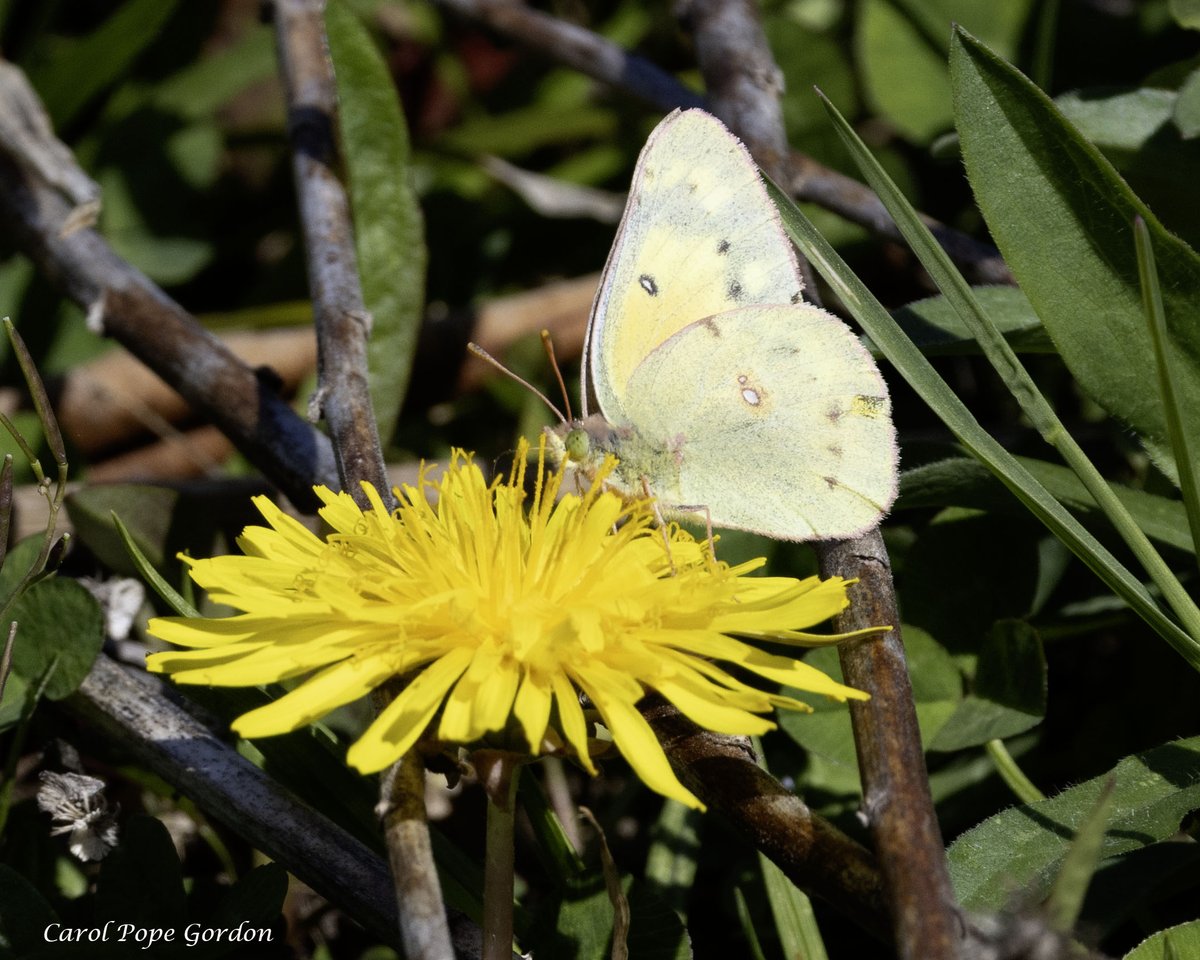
[467,342,567,422]
[539,329,573,422]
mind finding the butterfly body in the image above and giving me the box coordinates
[547,108,898,542]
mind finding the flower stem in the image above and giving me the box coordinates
[482,758,521,960]
[986,739,1045,804]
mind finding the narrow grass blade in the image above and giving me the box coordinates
[1044,777,1116,933]
[113,512,198,618]
[1136,218,1200,578]
[810,91,1200,666]
[764,177,1198,666]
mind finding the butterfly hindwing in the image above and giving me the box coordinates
[619,305,897,540]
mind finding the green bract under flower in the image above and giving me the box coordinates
[146,437,869,809]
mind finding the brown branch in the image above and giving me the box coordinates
[676,0,789,184]
[272,4,454,957]
[66,655,400,945]
[818,534,963,960]
[62,655,486,959]
[432,0,1012,286]
[0,69,338,510]
[678,4,963,957]
[643,697,890,940]
[435,0,705,115]
[274,0,390,504]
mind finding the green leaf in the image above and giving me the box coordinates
[948,735,1200,910]
[150,25,276,120]
[0,864,57,954]
[28,0,183,128]
[0,669,30,731]
[903,510,1041,664]
[326,0,426,444]
[66,485,181,575]
[760,853,828,960]
[767,131,1199,668]
[9,578,104,700]
[951,28,1200,484]
[887,286,1053,355]
[899,457,1196,554]
[1174,69,1200,138]
[1043,777,1115,932]
[781,627,961,768]
[928,620,1045,751]
[95,815,188,929]
[206,863,288,932]
[113,512,197,618]
[1055,86,1200,246]
[1125,920,1200,959]
[1169,0,1200,29]
[643,799,700,914]
[815,46,1200,665]
[856,0,1034,143]
[530,877,691,960]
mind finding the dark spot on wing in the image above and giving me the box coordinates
[790,291,802,304]
[827,444,843,458]
[686,179,698,193]
[826,404,842,423]
[698,318,721,337]
[639,275,658,297]
[727,279,744,301]
[717,239,730,255]
[824,476,839,489]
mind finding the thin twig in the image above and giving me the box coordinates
[677,4,963,957]
[642,697,890,941]
[676,0,789,183]
[436,0,705,114]
[0,69,338,509]
[62,655,483,959]
[274,0,390,505]
[818,534,963,960]
[67,656,399,944]
[272,3,454,957]
[432,0,1012,285]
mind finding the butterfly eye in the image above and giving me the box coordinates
[564,428,591,462]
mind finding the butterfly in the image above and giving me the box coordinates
[546,108,898,542]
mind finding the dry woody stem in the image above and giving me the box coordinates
[819,533,963,960]
[677,4,964,957]
[272,2,452,956]
[0,65,339,509]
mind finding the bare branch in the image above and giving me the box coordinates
[0,71,339,509]
[643,697,891,940]
[435,0,704,114]
[272,3,453,956]
[432,0,1012,285]
[68,656,398,944]
[274,0,390,506]
[676,0,789,183]
[679,5,963,957]
[819,533,964,960]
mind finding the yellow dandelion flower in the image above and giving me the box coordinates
[146,437,870,809]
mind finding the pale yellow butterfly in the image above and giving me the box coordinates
[547,108,898,541]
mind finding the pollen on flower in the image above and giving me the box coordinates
[146,436,870,810]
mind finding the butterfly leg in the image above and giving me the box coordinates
[669,503,715,559]
[639,475,677,574]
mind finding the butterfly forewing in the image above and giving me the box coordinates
[586,109,804,423]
